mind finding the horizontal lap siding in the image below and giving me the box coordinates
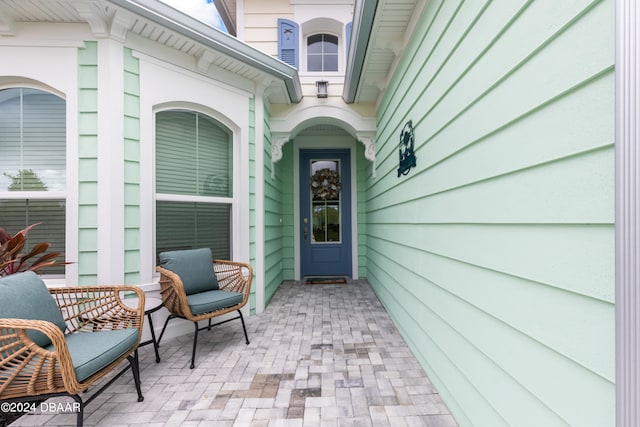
[77,41,99,285]
[123,48,141,285]
[244,0,292,57]
[280,143,295,280]
[368,0,614,426]
[264,106,284,305]
[356,142,368,278]
[249,98,257,313]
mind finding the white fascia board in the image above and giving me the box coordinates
[343,0,378,103]
[107,0,302,103]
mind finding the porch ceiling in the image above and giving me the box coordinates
[0,0,301,104]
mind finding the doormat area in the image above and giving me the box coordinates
[305,277,348,285]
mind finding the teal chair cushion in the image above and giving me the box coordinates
[187,290,243,316]
[0,271,67,348]
[47,329,139,382]
[159,248,219,295]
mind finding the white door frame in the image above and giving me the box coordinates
[293,135,358,281]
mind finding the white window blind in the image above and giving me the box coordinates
[0,88,66,275]
[155,110,232,261]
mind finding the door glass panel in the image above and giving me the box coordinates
[310,160,341,243]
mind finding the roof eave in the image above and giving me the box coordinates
[212,0,236,36]
[342,0,378,104]
[108,0,302,103]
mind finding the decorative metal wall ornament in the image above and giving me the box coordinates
[397,120,417,177]
[310,168,341,200]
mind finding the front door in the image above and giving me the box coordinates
[300,149,352,277]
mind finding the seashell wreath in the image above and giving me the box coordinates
[310,168,341,200]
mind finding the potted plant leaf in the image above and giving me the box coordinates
[0,222,68,276]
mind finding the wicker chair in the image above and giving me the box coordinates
[0,272,144,427]
[156,248,253,369]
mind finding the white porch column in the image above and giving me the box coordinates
[254,86,266,314]
[96,38,125,285]
[615,0,640,425]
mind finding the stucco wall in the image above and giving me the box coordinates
[367,0,614,425]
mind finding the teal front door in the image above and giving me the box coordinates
[300,149,352,277]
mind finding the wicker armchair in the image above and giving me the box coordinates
[156,248,253,369]
[0,272,144,427]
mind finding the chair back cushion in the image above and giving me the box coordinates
[159,248,219,295]
[0,271,67,347]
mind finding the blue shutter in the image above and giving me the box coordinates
[346,22,353,59]
[278,18,299,69]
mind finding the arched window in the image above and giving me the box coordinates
[155,110,232,261]
[307,33,339,72]
[0,87,66,275]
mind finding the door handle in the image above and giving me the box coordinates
[303,217,308,241]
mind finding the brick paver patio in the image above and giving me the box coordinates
[9,280,457,426]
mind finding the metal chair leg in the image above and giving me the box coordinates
[146,312,161,363]
[190,321,199,369]
[157,314,175,347]
[71,395,83,427]
[238,310,250,345]
[128,351,144,402]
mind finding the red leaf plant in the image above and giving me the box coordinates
[0,222,68,276]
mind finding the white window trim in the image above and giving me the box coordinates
[298,17,347,77]
[149,105,244,284]
[156,193,234,205]
[135,53,252,290]
[0,191,66,200]
[301,31,344,76]
[0,83,77,286]
[305,33,340,73]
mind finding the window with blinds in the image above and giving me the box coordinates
[0,88,66,275]
[155,110,232,262]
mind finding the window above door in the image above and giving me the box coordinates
[278,17,351,76]
[307,34,339,72]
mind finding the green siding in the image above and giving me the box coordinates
[356,143,367,279]
[77,41,98,285]
[123,48,141,284]
[263,106,284,304]
[367,1,614,426]
[280,142,295,280]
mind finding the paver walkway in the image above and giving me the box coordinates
[10,280,457,426]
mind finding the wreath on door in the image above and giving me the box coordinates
[310,168,341,200]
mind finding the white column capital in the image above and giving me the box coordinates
[356,131,376,178]
[271,133,291,179]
